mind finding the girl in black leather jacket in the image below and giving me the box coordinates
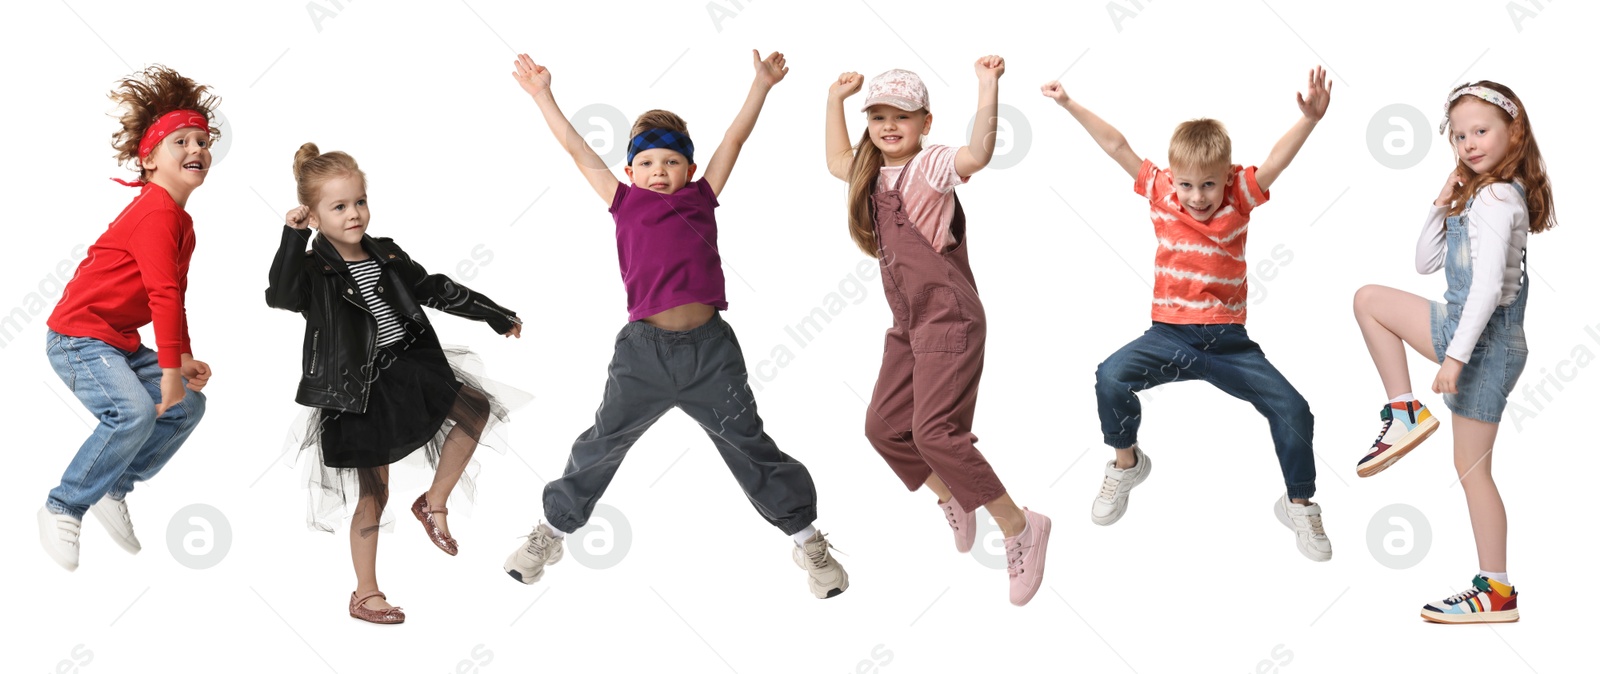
[266,143,527,624]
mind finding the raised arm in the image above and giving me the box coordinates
[266,207,314,313]
[511,54,621,206]
[1041,81,1142,179]
[824,72,864,182]
[701,50,788,197]
[953,56,1005,178]
[1255,66,1332,192]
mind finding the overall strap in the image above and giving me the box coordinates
[888,150,919,193]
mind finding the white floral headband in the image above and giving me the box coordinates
[1439,86,1520,135]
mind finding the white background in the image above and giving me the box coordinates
[3,1,1593,672]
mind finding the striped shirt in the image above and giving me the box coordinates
[347,259,406,347]
[1134,159,1269,325]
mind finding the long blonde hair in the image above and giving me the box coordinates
[845,130,888,257]
[1444,81,1556,233]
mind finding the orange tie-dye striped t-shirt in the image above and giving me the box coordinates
[1133,158,1270,325]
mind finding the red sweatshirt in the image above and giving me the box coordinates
[47,182,195,368]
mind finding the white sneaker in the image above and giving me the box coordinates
[504,523,565,585]
[38,506,81,571]
[1091,447,1151,525]
[792,531,849,599]
[1274,494,1332,562]
[91,496,141,554]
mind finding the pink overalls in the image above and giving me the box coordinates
[863,153,1005,512]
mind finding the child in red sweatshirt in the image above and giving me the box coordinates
[39,66,221,572]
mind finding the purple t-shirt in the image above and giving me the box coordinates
[609,178,729,321]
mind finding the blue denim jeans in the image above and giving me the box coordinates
[1094,323,1317,499]
[44,329,206,519]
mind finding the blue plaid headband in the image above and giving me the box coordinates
[627,128,694,165]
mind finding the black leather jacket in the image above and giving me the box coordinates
[265,226,518,414]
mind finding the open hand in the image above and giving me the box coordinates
[830,72,863,100]
[1296,65,1332,121]
[753,50,788,89]
[975,55,1005,81]
[1040,80,1069,106]
[511,54,552,98]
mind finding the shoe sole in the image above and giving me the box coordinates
[1090,455,1152,526]
[89,502,141,555]
[1421,608,1519,624]
[1358,416,1440,478]
[38,510,79,572]
[348,613,405,625]
[1274,498,1332,562]
[1011,515,1051,607]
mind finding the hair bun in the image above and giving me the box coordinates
[293,142,321,181]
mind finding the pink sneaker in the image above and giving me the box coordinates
[1005,509,1051,606]
[939,496,976,553]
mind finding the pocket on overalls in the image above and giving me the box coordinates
[908,287,968,354]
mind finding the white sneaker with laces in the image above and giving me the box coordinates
[503,523,565,585]
[91,496,141,554]
[1274,494,1332,562]
[38,506,82,571]
[1090,446,1151,525]
[792,531,848,599]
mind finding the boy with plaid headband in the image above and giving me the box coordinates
[502,50,848,599]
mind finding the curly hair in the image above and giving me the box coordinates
[108,65,221,181]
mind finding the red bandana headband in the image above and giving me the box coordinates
[111,109,210,187]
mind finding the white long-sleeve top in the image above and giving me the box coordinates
[1415,182,1528,364]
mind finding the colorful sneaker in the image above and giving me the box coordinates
[1091,447,1150,526]
[1422,576,1519,624]
[1274,495,1332,562]
[38,506,81,571]
[793,530,848,598]
[1357,400,1439,478]
[939,496,977,553]
[90,495,141,554]
[503,523,564,585]
[1005,509,1052,606]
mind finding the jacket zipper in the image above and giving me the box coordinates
[309,329,320,375]
[472,299,515,322]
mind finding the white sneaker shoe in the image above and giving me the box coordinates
[38,506,82,571]
[91,496,141,554]
[792,530,849,599]
[1091,447,1151,525]
[1274,494,1332,562]
[504,523,565,585]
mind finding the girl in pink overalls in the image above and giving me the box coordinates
[824,59,1052,606]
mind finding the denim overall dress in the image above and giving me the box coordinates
[1429,185,1530,423]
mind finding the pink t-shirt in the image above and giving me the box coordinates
[876,144,969,251]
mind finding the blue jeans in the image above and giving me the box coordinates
[44,329,206,519]
[1094,323,1317,499]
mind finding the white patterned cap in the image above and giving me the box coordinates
[861,69,929,113]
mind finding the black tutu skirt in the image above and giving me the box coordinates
[286,332,531,533]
